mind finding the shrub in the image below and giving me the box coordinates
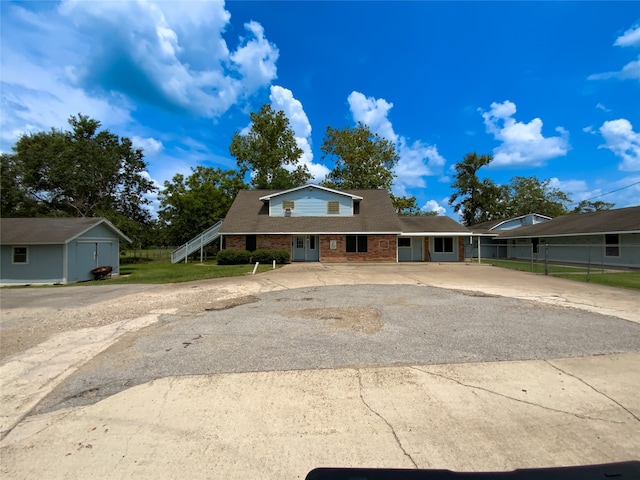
[272,249,290,264]
[216,249,251,265]
[251,249,290,264]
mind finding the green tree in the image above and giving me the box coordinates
[390,194,438,216]
[320,122,399,190]
[572,200,615,213]
[504,176,571,218]
[229,104,311,189]
[449,152,505,225]
[449,152,573,225]
[1,153,42,216]
[1,115,155,231]
[158,166,246,245]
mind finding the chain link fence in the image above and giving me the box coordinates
[468,241,640,274]
[120,247,176,263]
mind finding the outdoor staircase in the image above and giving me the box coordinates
[171,220,223,263]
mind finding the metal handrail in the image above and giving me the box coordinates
[171,220,223,263]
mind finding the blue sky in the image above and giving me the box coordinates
[2,1,639,218]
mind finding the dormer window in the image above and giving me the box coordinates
[327,201,340,214]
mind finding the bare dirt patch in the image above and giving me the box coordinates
[286,306,383,334]
[203,295,259,311]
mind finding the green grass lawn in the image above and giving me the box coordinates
[81,259,281,285]
[481,259,640,290]
[554,272,640,290]
[480,259,590,274]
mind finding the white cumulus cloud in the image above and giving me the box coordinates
[132,136,164,156]
[347,92,398,144]
[422,200,446,215]
[614,24,640,47]
[481,100,569,167]
[269,85,329,181]
[231,21,280,94]
[1,0,280,150]
[599,118,640,171]
[347,91,445,193]
[589,22,640,82]
[588,56,640,82]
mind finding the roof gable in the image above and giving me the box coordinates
[258,184,363,201]
[470,213,552,233]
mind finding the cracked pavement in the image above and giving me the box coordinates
[1,263,639,479]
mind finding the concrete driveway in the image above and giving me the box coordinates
[1,263,639,479]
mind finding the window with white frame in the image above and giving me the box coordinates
[13,246,28,264]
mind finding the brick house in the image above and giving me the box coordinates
[218,185,470,262]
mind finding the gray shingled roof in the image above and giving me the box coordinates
[220,188,471,235]
[497,206,640,238]
[219,189,403,234]
[0,217,130,244]
[398,216,470,234]
[467,219,504,232]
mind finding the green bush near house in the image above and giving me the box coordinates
[251,249,290,264]
[216,249,252,265]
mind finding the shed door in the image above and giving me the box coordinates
[77,241,113,280]
[78,242,99,268]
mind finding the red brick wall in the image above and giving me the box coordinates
[320,234,396,262]
[224,235,246,250]
[257,234,291,253]
[224,234,291,253]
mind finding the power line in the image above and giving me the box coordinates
[568,180,640,205]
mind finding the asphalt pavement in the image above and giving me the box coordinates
[1,263,639,479]
[34,283,640,414]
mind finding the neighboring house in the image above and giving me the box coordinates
[489,207,640,268]
[218,184,470,262]
[1,217,130,285]
[466,213,552,259]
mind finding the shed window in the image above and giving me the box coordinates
[605,234,619,257]
[12,246,28,264]
[434,237,454,253]
[327,201,340,214]
[346,235,368,253]
[398,238,411,247]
